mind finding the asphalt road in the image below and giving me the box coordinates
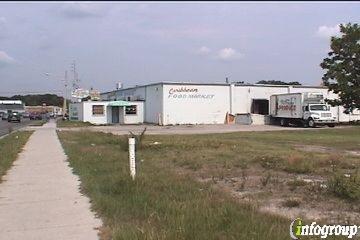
[0,118,31,137]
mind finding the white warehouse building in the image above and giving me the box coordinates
[99,82,360,125]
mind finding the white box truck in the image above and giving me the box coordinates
[270,92,337,127]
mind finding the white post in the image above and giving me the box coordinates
[128,138,136,180]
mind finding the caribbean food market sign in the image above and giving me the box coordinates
[168,87,215,100]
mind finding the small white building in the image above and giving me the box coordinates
[100,82,360,125]
[69,100,144,125]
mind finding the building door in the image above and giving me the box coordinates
[251,99,269,115]
[112,107,119,123]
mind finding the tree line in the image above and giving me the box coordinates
[0,94,65,107]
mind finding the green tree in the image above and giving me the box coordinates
[256,80,301,85]
[320,23,360,113]
[0,94,65,107]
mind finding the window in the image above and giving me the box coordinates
[125,105,137,115]
[309,105,327,111]
[92,105,104,115]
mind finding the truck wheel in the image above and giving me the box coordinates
[302,120,308,128]
[280,118,288,127]
[328,124,335,128]
[307,119,316,128]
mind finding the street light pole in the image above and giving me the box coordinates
[44,71,68,118]
[63,71,68,118]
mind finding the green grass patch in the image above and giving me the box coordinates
[58,127,360,239]
[0,131,33,181]
[58,131,290,240]
[140,127,360,177]
[28,120,47,126]
[56,119,94,128]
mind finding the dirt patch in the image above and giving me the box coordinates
[345,150,360,156]
[56,124,353,136]
[197,169,360,224]
[295,144,360,157]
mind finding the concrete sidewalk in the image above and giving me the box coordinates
[0,120,102,240]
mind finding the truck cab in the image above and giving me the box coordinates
[303,103,336,127]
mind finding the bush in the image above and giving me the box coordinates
[287,178,307,191]
[283,155,313,174]
[257,155,282,170]
[260,171,272,187]
[282,198,301,208]
[327,171,360,201]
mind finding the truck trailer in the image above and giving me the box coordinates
[270,92,337,127]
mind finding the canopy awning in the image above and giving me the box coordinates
[108,100,131,107]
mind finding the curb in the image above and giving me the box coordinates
[0,123,32,140]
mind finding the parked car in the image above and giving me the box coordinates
[29,112,42,120]
[8,111,21,123]
[2,112,8,120]
[62,113,69,121]
[22,112,30,118]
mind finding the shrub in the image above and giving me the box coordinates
[282,198,301,208]
[287,178,307,191]
[257,155,282,170]
[238,169,248,191]
[260,171,272,187]
[283,155,313,174]
[327,171,360,201]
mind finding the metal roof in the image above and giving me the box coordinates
[101,81,328,95]
[108,100,131,107]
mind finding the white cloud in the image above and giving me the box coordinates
[317,24,341,38]
[197,46,211,55]
[0,51,15,65]
[60,2,109,18]
[216,48,242,61]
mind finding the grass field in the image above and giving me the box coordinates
[0,131,33,181]
[56,119,94,128]
[58,127,360,239]
[28,120,47,126]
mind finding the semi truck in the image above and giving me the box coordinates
[270,92,337,127]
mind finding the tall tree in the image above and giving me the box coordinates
[320,23,360,113]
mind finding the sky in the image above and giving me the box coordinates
[0,1,359,95]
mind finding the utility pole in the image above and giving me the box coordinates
[70,60,80,91]
[63,71,68,117]
[70,60,82,103]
